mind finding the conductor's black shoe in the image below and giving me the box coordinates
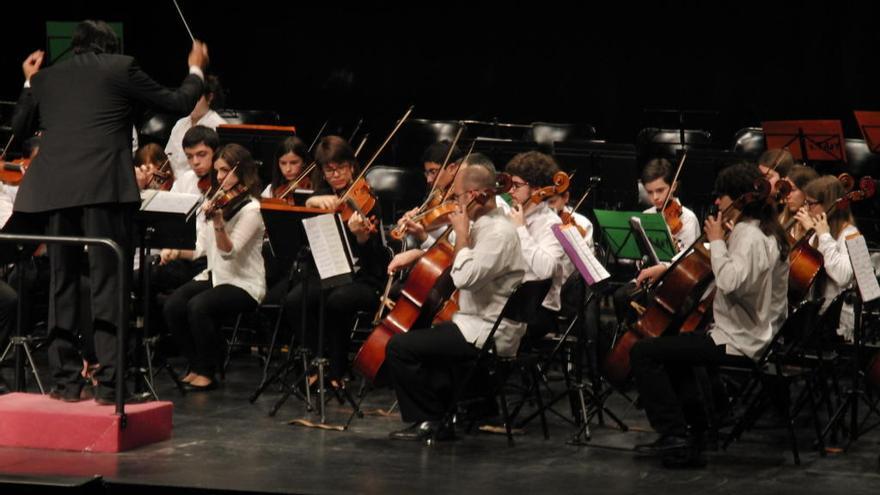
[48,386,85,403]
[634,434,689,455]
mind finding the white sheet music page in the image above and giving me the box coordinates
[846,235,880,303]
[140,190,201,215]
[302,213,352,281]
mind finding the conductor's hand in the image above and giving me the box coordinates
[22,50,44,81]
[188,40,209,70]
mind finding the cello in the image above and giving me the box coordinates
[352,172,512,382]
[603,178,772,386]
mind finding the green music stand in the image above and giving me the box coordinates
[593,209,676,262]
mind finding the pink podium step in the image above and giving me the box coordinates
[0,393,173,453]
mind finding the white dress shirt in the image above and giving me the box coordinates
[164,110,227,180]
[451,207,526,357]
[192,197,266,303]
[644,199,700,252]
[496,199,567,311]
[0,184,17,228]
[707,219,789,361]
[814,225,859,341]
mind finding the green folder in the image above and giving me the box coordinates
[593,209,676,262]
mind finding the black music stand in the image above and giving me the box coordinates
[0,212,45,393]
[216,124,297,186]
[133,206,197,400]
[762,119,846,165]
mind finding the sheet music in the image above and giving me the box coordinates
[302,213,353,281]
[140,190,201,215]
[846,235,880,303]
[553,224,610,286]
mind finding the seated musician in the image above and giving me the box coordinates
[162,144,265,391]
[133,143,172,190]
[629,162,789,467]
[497,151,568,345]
[165,75,227,180]
[283,135,389,385]
[385,160,525,441]
[778,165,819,241]
[615,158,700,324]
[757,148,794,190]
[795,175,859,341]
[156,126,219,290]
[395,140,464,249]
[261,136,312,199]
[547,188,594,253]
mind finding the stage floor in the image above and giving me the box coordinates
[1,354,880,494]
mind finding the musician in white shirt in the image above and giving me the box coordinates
[386,160,525,442]
[164,75,227,180]
[162,144,265,391]
[629,163,790,467]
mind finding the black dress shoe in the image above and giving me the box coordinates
[390,421,453,442]
[634,434,689,455]
[49,387,85,403]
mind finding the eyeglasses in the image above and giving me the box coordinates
[424,168,440,177]
[510,180,530,190]
[804,199,821,206]
[323,164,351,176]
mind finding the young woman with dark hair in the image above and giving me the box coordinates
[163,144,266,391]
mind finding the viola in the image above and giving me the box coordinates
[788,175,875,305]
[526,171,570,205]
[204,183,250,221]
[270,162,316,206]
[197,174,212,194]
[352,172,512,382]
[0,158,30,185]
[558,176,600,238]
[603,178,771,386]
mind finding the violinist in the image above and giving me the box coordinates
[133,143,172,191]
[395,141,463,249]
[283,136,389,385]
[547,189,594,252]
[155,126,219,292]
[165,75,227,180]
[497,151,568,346]
[386,161,525,441]
[778,165,819,241]
[795,176,859,341]
[261,136,312,200]
[162,144,265,391]
[629,163,789,467]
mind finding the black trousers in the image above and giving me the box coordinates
[46,204,133,394]
[630,332,732,437]
[386,322,480,423]
[282,276,378,379]
[0,280,17,349]
[163,279,257,377]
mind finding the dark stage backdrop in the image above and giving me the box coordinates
[3,1,880,148]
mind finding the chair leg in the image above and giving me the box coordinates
[261,307,285,386]
[530,367,550,440]
[498,380,515,447]
[223,313,244,378]
[806,376,827,457]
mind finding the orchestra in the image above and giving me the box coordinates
[3,18,880,475]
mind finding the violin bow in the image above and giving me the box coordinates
[309,120,329,153]
[0,134,14,161]
[661,150,687,213]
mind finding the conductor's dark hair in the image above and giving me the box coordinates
[71,20,121,55]
[205,75,226,110]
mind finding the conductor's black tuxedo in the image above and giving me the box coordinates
[11,51,203,399]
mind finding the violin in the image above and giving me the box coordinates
[660,151,687,238]
[353,172,512,382]
[197,174,212,194]
[526,171,570,204]
[269,162,316,206]
[146,158,174,191]
[337,106,414,223]
[604,177,771,386]
[559,176,600,238]
[0,158,30,185]
[204,183,250,221]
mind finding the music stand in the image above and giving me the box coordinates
[0,212,46,393]
[593,210,675,263]
[853,111,880,153]
[762,119,846,164]
[216,124,297,186]
[133,200,198,400]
